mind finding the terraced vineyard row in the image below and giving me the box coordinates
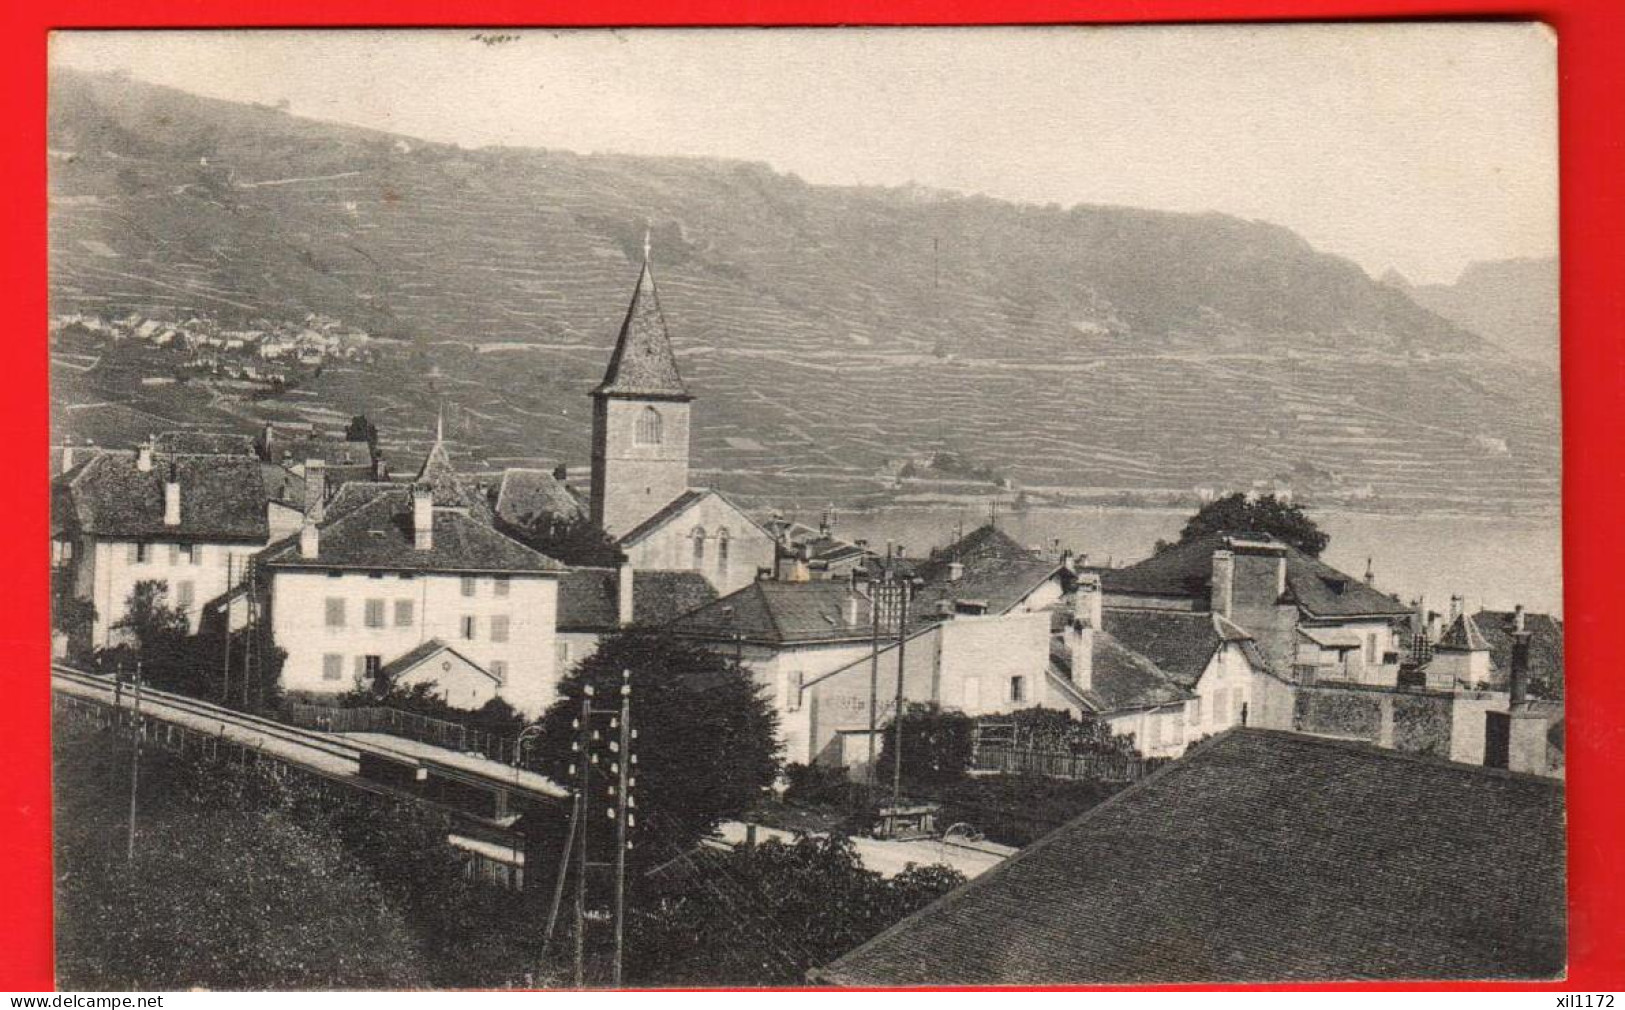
[48,70,1558,515]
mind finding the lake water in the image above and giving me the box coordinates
[832,506,1564,617]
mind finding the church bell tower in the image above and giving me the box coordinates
[589,237,694,538]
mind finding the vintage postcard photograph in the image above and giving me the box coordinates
[46,24,1562,989]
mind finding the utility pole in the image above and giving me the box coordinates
[866,578,881,799]
[611,670,633,988]
[126,662,143,863]
[220,553,233,704]
[573,683,594,988]
[890,578,913,812]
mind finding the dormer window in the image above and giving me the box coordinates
[635,406,664,446]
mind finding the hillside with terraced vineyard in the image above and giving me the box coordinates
[48,69,1560,516]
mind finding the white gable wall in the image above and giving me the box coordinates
[620,492,776,596]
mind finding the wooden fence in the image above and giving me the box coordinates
[971,742,1153,783]
[284,703,521,765]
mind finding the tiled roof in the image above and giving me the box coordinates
[1050,632,1194,713]
[273,434,374,468]
[323,481,402,523]
[53,453,270,542]
[1298,626,1365,650]
[378,639,496,683]
[260,462,306,509]
[259,488,563,574]
[1473,610,1564,694]
[927,524,1040,566]
[912,524,1062,621]
[1103,533,1411,617]
[415,438,495,525]
[816,730,1566,985]
[154,431,256,456]
[667,579,881,645]
[494,467,586,529]
[557,567,718,632]
[1099,609,1225,688]
[592,259,691,400]
[1437,612,1492,652]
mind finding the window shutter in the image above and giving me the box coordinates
[128,542,139,564]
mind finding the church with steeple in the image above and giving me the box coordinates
[586,237,775,596]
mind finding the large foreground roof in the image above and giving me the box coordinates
[816,729,1565,985]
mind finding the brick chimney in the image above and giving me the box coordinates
[412,485,434,550]
[1210,549,1235,618]
[617,559,635,626]
[948,561,964,582]
[304,459,327,521]
[163,467,181,526]
[1070,572,1103,692]
[136,439,154,472]
[1509,604,1531,705]
[299,518,320,558]
[60,445,75,474]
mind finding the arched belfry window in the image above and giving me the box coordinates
[691,526,707,569]
[636,406,664,446]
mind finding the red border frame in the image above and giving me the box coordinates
[4,0,1621,993]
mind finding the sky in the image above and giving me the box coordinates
[52,24,1558,285]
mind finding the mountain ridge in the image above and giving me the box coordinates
[48,68,1558,515]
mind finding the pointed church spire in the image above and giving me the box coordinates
[592,247,692,401]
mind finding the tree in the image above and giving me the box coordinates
[528,630,781,866]
[51,568,96,661]
[625,834,964,985]
[496,512,622,568]
[345,413,380,455]
[107,580,192,685]
[1177,492,1330,557]
[879,702,977,790]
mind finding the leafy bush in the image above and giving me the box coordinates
[783,761,857,807]
[1000,706,1139,756]
[878,702,976,790]
[627,834,964,986]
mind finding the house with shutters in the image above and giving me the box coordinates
[51,439,293,651]
[256,426,566,716]
[1049,588,1294,759]
[1100,532,1413,686]
[665,524,1074,767]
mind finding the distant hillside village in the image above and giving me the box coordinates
[50,308,382,391]
[50,248,1564,785]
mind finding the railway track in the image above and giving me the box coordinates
[52,663,362,766]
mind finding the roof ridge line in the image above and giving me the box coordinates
[814,729,1235,984]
